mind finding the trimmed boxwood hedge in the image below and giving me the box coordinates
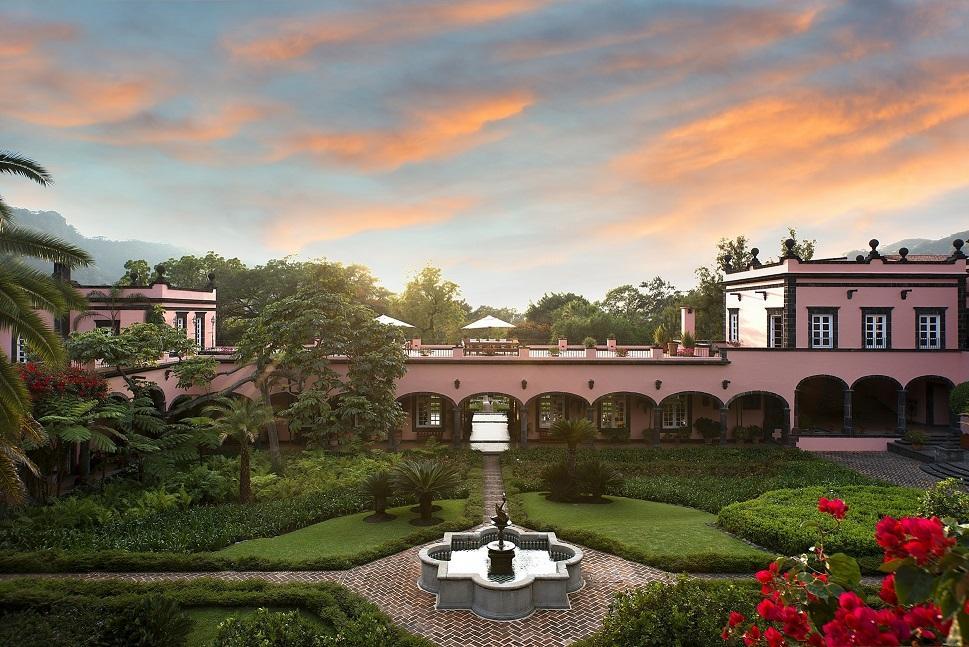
[573,577,761,647]
[0,578,432,647]
[717,485,922,557]
[505,446,880,514]
[0,468,482,573]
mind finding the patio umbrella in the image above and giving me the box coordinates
[375,314,415,327]
[463,315,515,329]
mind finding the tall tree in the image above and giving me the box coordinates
[0,151,92,502]
[685,236,753,341]
[525,292,589,326]
[199,396,275,503]
[119,259,150,286]
[393,266,467,343]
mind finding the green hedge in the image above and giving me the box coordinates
[0,578,432,647]
[0,468,482,574]
[717,485,922,557]
[505,446,880,513]
[573,577,761,647]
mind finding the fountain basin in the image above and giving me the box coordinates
[419,527,583,620]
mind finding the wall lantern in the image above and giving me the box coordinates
[654,379,662,390]
[453,379,461,389]
[588,379,595,390]
[901,289,912,300]
[846,289,858,300]
[722,380,731,390]
[734,293,742,301]
[755,291,767,300]
[521,379,528,390]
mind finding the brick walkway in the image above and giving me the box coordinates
[4,455,670,647]
[814,451,939,488]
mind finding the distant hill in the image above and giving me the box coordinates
[10,207,194,284]
[844,231,969,258]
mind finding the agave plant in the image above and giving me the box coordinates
[362,469,395,523]
[391,459,462,525]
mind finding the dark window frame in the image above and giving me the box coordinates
[861,307,893,350]
[727,308,740,342]
[915,307,947,350]
[766,307,783,348]
[807,307,839,349]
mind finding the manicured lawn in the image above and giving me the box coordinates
[517,492,772,573]
[186,606,328,646]
[218,499,466,561]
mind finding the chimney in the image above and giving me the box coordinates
[680,306,696,338]
[52,262,71,283]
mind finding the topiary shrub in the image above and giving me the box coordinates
[599,426,630,442]
[574,576,760,647]
[694,417,720,442]
[214,608,322,646]
[583,336,597,348]
[917,477,969,522]
[951,382,969,415]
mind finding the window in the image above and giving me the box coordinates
[175,312,188,331]
[662,395,688,429]
[539,395,566,428]
[194,313,205,348]
[416,395,442,427]
[862,308,892,349]
[808,308,838,349]
[728,309,739,342]
[767,311,783,348]
[916,309,945,349]
[14,336,28,363]
[599,396,626,429]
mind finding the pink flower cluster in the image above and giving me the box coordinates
[723,499,956,647]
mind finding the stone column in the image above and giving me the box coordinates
[843,388,854,436]
[652,407,662,447]
[719,406,728,446]
[520,406,529,448]
[452,408,461,448]
[896,389,907,436]
[782,406,791,444]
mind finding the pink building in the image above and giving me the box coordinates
[1,263,218,364]
[9,240,969,453]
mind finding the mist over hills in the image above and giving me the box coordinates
[844,231,969,258]
[10,207,193,284]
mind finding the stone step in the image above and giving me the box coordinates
[921,462,969,484]
[888,441,965,463]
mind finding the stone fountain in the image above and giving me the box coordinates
[418,493,584,620]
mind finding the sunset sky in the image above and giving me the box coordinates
[3,1,969,307]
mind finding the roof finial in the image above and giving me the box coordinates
[207,272,216,290]
[749,247,762,269]
[153,263,169,286]
[722,254,733,273]
[781,238,800,261]
[897,247,909,263]
[949,238,966,261]
[866,239,881,260]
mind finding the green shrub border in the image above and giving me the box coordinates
[0,578,433,647]
[0,466,483,574]
[504,472,772,574]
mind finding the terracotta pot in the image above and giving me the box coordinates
[666,341,678,355]
[682,347,695,356]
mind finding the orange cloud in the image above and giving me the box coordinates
[0,16,75,57]
[264,197,474,251]
[89,104,275,146]
[225,0,549,63]
[607,64,969,240]
[270,91,534,170]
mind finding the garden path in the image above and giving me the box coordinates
[4,455,671,647]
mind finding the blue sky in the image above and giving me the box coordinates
[3,1,969,308]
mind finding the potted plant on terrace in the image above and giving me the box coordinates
[905,429,928,450]
[681,331,696,356]
[733,425,750,444]
[583,337,597,349]
[694,417,720,444]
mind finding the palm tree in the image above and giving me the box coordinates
[199,396,274,503]
[392,459,462,525]
[549,417,597,479]
[0,151,92,502]
[362,470,395,523]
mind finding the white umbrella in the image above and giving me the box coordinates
[375,314,415,327]
[463,315,515,329]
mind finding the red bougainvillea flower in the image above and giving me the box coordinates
[817,497,848,520]
[764,626,786,647]
[743,625,761,646]
[879,573,898,607]
[729,611,746,627]
[875,516,955,565]
[755,561,780,594]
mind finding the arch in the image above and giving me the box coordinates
[795,376,846,434]
[457,391,525,410]
[726,391,790,443]
[144,385,166,413]
[660,391,723,409]
[795,374,848,391]
[396,391,460,445]
[590,391,657,443]
[906,375,956,428]
[852,375,902,435]
[395,390,458,408]
[851,374,902,391]
[524,391,593,442]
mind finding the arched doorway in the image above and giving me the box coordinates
[852,376,902,435]
[906,376,956,430]
[589,392,656,443]
[396,392,459,448]
[658,392,725,445]
[726,392,790,443]
[458,393,523,452]
[523,392,590,446]
[795,376,847,434]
